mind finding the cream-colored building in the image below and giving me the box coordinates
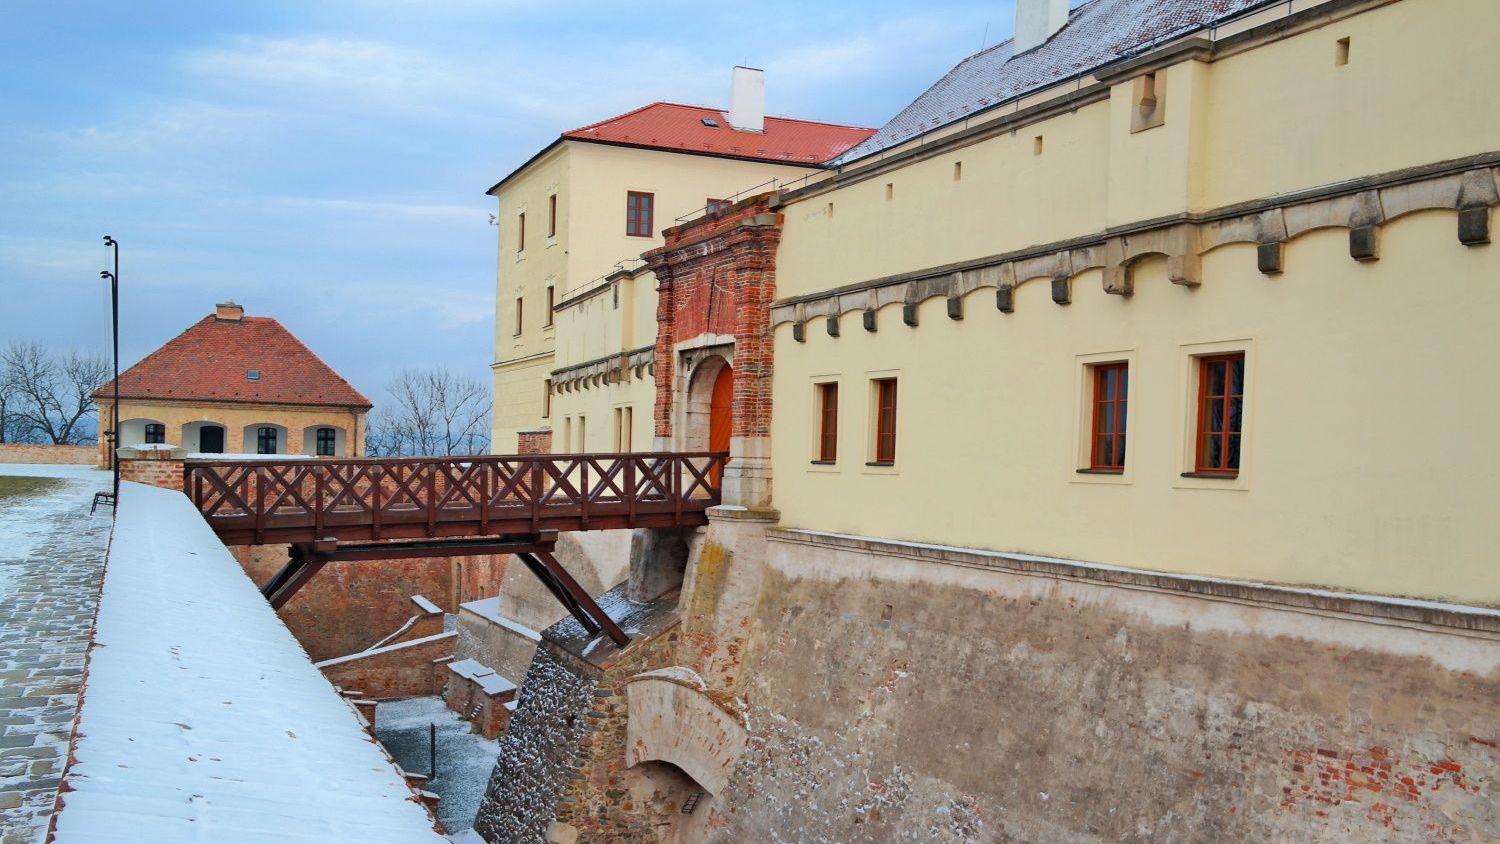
[94,302,370,465]
[476,1,1500,839]
[486,69,873,453]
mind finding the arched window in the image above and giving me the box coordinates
[144,423,166,445]
[316,427,337,457]
[257,426,278,455]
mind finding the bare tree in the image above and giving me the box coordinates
[1,342,110,445]
[365,367,490,457]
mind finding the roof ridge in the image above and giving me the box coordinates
[565,100,875,134]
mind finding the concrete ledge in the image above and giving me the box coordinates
[768,528,1500,635]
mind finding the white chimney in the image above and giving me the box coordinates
[728,66,764,133]
[1014,0,1069,54]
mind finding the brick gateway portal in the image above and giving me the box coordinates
[182,452,726,645]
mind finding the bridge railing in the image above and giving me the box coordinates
[183,452,729,545]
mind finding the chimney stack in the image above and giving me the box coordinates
[728,66,765,133]
[215,301,244,322]
[1014,0,1069,54]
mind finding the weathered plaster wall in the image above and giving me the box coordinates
[709,531,1500,843]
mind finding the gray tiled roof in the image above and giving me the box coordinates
[831,0,1272,165]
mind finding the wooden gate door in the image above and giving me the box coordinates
[709,366,733,484]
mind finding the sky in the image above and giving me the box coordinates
[0,1,1018,412]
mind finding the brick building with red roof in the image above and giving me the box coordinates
[94,301,371,465]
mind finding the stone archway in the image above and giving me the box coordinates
[625,669,748,798]
[683,355,731,455]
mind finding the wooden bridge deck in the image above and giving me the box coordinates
[181,452,728,646]
[183,452,727,546]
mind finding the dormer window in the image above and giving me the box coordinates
[246,369,261,381]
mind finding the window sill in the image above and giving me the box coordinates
[865,461,895,468]
[1076,468,1123,475]
[625,233,653,239]
[810,460,836,466]
[1181,471,1238,479]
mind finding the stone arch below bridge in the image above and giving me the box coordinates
[625,668,748,798]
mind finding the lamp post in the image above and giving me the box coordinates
[100,236,120,508]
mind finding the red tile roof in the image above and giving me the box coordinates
[560,102,875,165]
[94,313,372,408]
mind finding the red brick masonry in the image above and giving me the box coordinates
[643,193,782,440]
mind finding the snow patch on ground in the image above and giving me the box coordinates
[0,463,110,480]
[376,696,501,836]
[52,480,445,843]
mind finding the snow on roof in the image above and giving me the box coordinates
[411,594,443,616]
[459,597,541,642]
[447,659,516,697]
[313,631,457,669]
[52,481,445,843]
[832,0,1270,165]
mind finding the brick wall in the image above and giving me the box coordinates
[278,554,507,663]
[317,631,456,698]
[0,444,97,465]
[516,428,552,455]
[643,195,782,441]
[117,455,185,488]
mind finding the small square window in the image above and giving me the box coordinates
[246,369,260,381]
[626,191,654,237]
[144,423,165,445]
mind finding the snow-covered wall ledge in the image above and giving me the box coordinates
[50,480,446,843]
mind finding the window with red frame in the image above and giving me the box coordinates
[816,383,838,462]
[1090,362,1128,470]
[626,191,654,237]
[706,197,731,215]
[1195,353,1245,474]
[873,378,897,465]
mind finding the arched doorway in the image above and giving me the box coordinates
[709,365,732,483]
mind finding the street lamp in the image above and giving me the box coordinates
[95,235,120,511]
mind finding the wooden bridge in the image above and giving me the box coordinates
[183,452,727,645]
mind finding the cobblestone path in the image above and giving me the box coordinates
[0,469,111,844]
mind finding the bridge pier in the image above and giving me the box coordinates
[626,527,692,604]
